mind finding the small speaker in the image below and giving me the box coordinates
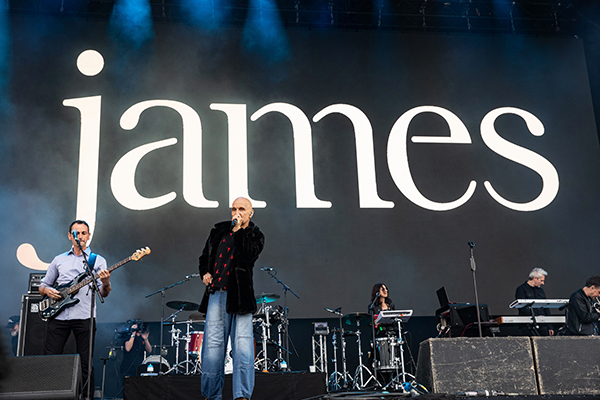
[17,294,76,356]
[0,354,81,399]
[416,337,537,395]
[533,336,600,395]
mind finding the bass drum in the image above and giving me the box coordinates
[139,355,170,375]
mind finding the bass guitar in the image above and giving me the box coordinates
[39,247,151,319]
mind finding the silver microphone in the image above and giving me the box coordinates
[186,273,201,279]
[260,267,274,271]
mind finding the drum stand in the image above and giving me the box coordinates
[327,330,343,391]
[254,315,272,372]
[382,317,414,391]
[166,320,201,375]
[353,320,378,389]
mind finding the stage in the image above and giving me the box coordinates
[123,371,327,400]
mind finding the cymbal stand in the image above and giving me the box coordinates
[327,330,342,392]
[254,316,270,372]
[353,319,378,389]
[336,313,353,388]
[146,275,195,374]
[265,269,300,370]
[165,324,182,374]
[383,317,414,391]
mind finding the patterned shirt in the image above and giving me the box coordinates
[210,232,235,291]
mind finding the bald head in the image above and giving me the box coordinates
[231,197,254,230]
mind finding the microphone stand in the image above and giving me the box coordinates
[76,237,104,400]
[468,242,483,338]
[145,275,197,374]
[368,294,380,375]
[265,269,299,370]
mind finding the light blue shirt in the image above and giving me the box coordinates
[40,247,108,320]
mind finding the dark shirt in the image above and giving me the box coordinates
[120,335,147,376]
[370,298,396,315]
[210,232,235,291]
[515,282,551,316]
[567,288,600,335]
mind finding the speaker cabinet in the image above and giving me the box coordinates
[532,336,600,395]
[17,294,76,356]
[0,354,81,399]
[416,337,537,395]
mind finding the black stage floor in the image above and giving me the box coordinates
[124,371,327,400]
[122,373,600,400]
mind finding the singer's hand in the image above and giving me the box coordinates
[232,213,242,232]
[202,273,213,286]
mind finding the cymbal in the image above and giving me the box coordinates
[342,312,371,327]
[166,300,199,311]
[255,293,280,304]
[188,311,205,323]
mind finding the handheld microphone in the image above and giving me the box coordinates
[260,267,274,271]
[232,219,238,227]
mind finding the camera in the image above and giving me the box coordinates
[127,319,147,333]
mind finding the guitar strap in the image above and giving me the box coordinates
[87,252,97,270]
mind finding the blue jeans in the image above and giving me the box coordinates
[201,291,255,400]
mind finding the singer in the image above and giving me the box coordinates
[39,220,112,398]
[197,197,265,400]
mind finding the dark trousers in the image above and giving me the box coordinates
[45,318,96,398]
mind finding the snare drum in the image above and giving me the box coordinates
[376,337,399,369]
[189,331,204,355]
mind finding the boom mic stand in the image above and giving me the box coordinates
[75,236,104,400]
[468,241,483,338]
[265,268,299,370]
[367,294,381,387]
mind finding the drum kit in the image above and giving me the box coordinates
[132,293,291,375]
[324,307,415,392]
[252,292,292,372]
[161,300,207,375]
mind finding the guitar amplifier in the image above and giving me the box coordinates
[17,294,76,356]
[28,273,46,294]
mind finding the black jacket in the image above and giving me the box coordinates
[515,282,550,316]
[198,221,265,315]
[567,288,600,335]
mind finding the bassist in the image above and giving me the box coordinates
[39,220,111,399]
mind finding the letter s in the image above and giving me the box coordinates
[481,107,559,212]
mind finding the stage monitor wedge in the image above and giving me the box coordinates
[0,354,81,400]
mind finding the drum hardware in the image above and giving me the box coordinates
[140,355,170,376]
[262,268,300,370]
[377,310,415,391]
[342,312,378,390]
[327,329,342,392]
[324,307,353,391]
[164,318,202,375]
[254,297,277,372]
[255,292,280,304]
[253,305,292,372]
[145,275,200,375]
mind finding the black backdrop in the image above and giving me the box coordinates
[1,14,599,327]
